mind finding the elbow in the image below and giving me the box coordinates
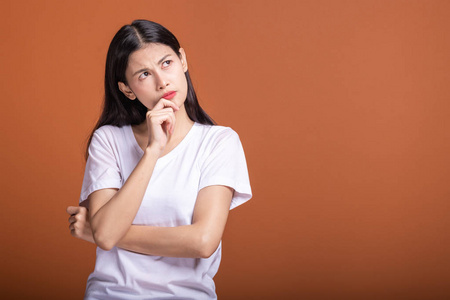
[95,238,115,251]
[90,218,122,251]
[92,230,117,251]
[97,241,115,252]
[196,233,220,259]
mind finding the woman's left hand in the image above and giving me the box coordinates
[67,206,95,244]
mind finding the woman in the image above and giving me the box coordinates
[66,20,251,299]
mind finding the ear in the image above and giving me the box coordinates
[179,48,188,73]
[118,82,136,100]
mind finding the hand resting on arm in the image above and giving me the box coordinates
[67,185,232,258]
[79,99,178,251]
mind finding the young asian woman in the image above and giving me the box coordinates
[67,20,251,300]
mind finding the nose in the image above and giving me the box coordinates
[155,73,169,90]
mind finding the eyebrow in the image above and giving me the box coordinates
[132,54,173,76]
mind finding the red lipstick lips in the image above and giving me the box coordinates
[162,91,176,100]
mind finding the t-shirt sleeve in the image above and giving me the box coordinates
[198,128,252,210]
[79,129,122,206]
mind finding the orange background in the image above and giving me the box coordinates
[1,0,450,299]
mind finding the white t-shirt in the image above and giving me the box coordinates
[79,122,252,300]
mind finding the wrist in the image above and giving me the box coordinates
[144,144,163,157]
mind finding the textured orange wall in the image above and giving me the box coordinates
[1,0,450,299]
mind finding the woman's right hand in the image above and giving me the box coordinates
[146,98,179,154]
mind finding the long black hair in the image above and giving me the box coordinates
[86,20,215,159]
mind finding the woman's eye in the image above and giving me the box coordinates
[139,72,149,79]
[162,60,172,68]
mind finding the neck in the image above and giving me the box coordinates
[168,104,194,142]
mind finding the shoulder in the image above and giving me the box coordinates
[90,125,130,149]
[193,123,244,157]
[93,125,130,140]
[94,125,127,138]
[194,123,240,143]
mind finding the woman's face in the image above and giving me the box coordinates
[119,43,188,110]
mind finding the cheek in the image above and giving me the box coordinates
[177,73,188,90]
[133,81,155,96]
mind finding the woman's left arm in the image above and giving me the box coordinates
[68,185,233,258]
[119,185,232,258]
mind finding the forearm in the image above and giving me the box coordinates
[114,186,232,258]
[116,224,217,258]
[74,223,218,258]
[90,147,160,249]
